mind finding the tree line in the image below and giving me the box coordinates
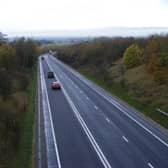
[49,35,168,112]
[0,33,38,166]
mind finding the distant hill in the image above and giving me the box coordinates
[7,27,168,38]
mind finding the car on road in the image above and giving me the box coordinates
[47,71,54,78]
[51,81,61,90]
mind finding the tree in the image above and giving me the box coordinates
[0,32,7,45]
[122,44,143,69]
[146,39,159,73]
[0,69,11,99]
[12,38,37,69]
[0,44,16,70]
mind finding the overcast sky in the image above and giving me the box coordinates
[0,0,168,36]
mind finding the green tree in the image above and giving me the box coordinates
[122,44,142,69]
[12,38,37,69]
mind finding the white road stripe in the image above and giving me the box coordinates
[94,105,98,110]
[106,118,110,123]
[148,162,154,168]
[122,136,129,143]
[46,59,112,168]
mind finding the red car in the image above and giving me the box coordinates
[51,82,61,90]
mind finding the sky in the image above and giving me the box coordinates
[0,0,168,36]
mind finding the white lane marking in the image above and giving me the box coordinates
[55,59,168,148]
[80,90,83,94]
[122,136,129,143]
[46,59,112,168]
[106,117,110,123]
[148,162,154,168]
[94,105,98,110]
[40,60,62,168]
[86,97,89,100]
[38,61,42,168]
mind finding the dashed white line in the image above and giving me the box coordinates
[94,105,98,110]
[122,136,129,143]
[105,117,110,123]
[148,162,154,168]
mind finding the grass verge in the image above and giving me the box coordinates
[77,69,168,129]
[12,67,37,168]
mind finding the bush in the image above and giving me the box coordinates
[153,68,168,84]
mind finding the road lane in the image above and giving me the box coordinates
[46,54,168,168]
[41,60,103,168]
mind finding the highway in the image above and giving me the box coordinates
[38,54,168,168]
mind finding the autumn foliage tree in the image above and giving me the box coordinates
[146,39,159,73]
[122,44,143,69]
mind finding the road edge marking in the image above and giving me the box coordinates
[40,59,61,168]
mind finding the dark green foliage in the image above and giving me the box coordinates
[0,69,11,99]
[159,52,168,66]
[12,38,37,69]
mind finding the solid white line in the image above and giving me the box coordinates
[40,60,62,168]
[94,105,98,110]
[38,62,42,168]
[46,59,112,168]
[148,162,154,168]
[54,58,168,148]
[122,136,129,143]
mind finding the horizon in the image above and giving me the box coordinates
[6,26,168,38]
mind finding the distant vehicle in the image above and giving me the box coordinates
[41,57,44,60]
[47,72,54,78]
[51,81,61,90]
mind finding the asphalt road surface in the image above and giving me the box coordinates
[38,54,168,168]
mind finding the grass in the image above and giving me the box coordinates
[12,67,37,168]
[77,69,168,129]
